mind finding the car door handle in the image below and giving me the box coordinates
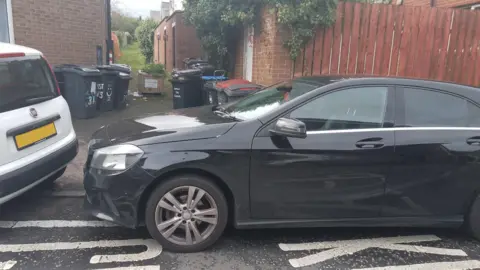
[355,138,384,149]
[467,137,480,145]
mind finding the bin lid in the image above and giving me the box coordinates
[171,69,202,81]
[56,64,101,75]
[215,79,258,89]
[202,76,227,81]
[98,64,131,74]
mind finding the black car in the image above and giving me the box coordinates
[84,76,480,252]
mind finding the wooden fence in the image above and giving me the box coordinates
[295,2,480,87]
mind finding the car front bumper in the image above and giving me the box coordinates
[0,138,78,204]
[83,163,155,228]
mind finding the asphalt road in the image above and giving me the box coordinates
[2,96,480,270]
[2,190,480,270]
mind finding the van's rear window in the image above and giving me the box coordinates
[0,55,58,113]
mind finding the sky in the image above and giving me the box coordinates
[114,0,168,18]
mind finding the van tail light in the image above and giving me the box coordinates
[42,56,61,95]
[0,52,25,58]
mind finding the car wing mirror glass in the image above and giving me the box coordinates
[269,117,307,139]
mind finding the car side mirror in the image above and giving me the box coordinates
[270,117,307,139]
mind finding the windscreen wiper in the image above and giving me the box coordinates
[25,96,55,104]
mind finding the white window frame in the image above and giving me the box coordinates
[5,0,14,43]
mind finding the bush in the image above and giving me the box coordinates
[135,19,158,63]
[142,63,166,77]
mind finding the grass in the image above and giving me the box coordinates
[117,42,145,72]
[117,42,145,91]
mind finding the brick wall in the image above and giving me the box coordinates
[12,0,106,65]
[153,11,203,73]
[234,8,293,86]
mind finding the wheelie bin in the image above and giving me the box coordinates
[54,65,101,119]
[170,69,203,109]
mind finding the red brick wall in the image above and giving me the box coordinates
[234,8,293,86]
[153,12,204,73]
[12,0,106,65]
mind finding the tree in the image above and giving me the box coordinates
[135,19,158,63]
[184,0,338,65]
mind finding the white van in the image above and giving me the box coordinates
[0,42,77,204]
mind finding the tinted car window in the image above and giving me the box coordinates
[290,87,388,131]
[0,56,57,113]
[403,88,480,127]
[227,79,321,120]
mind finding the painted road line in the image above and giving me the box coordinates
[0,261,16,270]
[279,235,442,251]
[352,260,480,270]
[0,220,120,229]
[279,235,467,268]
[95,266,160,270]
[0,239,162,264]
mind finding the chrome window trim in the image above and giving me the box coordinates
[306,127,480,135]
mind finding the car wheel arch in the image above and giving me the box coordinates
[136,167,236,226]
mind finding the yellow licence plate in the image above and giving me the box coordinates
[15,123,57,150]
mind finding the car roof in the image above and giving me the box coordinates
[0,42,42,56]
[296,75,479,89]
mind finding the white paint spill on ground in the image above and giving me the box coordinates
[95,266,160,270]
[0,220,120,229]
[353,260,480,270]
[0,260,16,270]
[0,239,162,264]
[279,235,468,268]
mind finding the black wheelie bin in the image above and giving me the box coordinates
[96,65,117,112]
[170,69,203,109]
[54,65,101,119]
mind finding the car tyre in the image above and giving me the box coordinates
[145,174,228,253]
[467,193,480,241]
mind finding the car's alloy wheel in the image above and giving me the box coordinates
[146,175,228,252]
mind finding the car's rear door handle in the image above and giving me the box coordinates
[355,138,384,149]
[467,137,480,145]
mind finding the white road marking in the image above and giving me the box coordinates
[279,235,468,268]
[0,220,120,229]
[0,239,162,264]
[0,261,16,270]
[352,260,480,270]
[95,266,160,270]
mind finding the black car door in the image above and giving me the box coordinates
[250,86,396,220]
[383,86,480,218]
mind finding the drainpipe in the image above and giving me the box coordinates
[105,0,114,64]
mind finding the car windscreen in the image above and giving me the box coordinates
[225,79,322,121]
[0,55,58,113]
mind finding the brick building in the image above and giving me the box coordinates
[0,0,106,65]
[400,0,480,9]
[153,11,204,73]
[234,9,292,86]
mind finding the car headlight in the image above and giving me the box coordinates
[91,144,144,171]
